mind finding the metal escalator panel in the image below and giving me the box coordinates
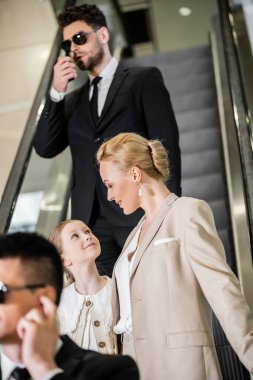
[8,148,72,238]
[0,0,58,208]
[0,25,68,236]
[0,0,78,236]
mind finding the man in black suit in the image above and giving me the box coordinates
[34,4,181,276]
[0,232,139,380]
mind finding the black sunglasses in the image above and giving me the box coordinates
[0,281,46,304]
[61,29,100,54]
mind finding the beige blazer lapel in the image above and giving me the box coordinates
[112,194,178,321]
[111,216,145,329]
[130,193,178,278]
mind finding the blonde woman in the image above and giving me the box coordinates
[97,132,253,380]
[49,219,114,354]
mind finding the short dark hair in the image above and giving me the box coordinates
[57,4,107,29]
[0,232,63,305]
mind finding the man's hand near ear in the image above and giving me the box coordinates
[17,296,62,380]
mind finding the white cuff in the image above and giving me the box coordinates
[50,87,66,102]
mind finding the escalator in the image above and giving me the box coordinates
[124,44,232,261]
[0,0,253,379]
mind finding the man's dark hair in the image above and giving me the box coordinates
[58,4,107,29]
[0,232,63,305]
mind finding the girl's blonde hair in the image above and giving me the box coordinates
[96,132,170,183]
[49,219,77,285]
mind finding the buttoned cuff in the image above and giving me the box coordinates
[42,368,64,380]
[50,87,66,102]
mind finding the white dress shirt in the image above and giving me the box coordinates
[0,340,63,380]
[88,57,118,117]
[50,57,119,118]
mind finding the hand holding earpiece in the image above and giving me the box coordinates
[52,55,77,93]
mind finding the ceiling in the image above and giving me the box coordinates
[76,0,218,54]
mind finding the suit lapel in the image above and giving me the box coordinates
[130,193,178,278]
[97,65,129,128]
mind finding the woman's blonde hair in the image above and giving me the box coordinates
[49,219,76,285]
[97,132,170,183]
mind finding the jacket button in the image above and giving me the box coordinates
[86,300,92,306]
[94,320,100,327]
[98,341,106,348]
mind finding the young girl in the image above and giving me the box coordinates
[49,219,114,354]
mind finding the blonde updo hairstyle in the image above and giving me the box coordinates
[97,132,170,183]
[49,220,76,285]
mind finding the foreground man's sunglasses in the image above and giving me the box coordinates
[0,281,46,304]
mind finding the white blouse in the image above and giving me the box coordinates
[114,222,144,335]
[58,276,114,354]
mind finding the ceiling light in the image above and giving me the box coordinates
[179,7,192,16]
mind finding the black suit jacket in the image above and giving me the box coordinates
[53,335,139,380]
[34,64,181,227]
[0,335,139,380]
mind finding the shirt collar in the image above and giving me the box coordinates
[0,350,23,380]
[0,339,63,380]
[88,57,118,83]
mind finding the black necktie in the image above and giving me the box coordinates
[89,76,102,124]
[11,367,31,380]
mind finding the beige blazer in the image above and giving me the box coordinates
[112,194,253,380]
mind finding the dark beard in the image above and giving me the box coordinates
[75,46,104,71]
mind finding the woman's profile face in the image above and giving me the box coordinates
[99,160,140,215]
[60,220,101,267]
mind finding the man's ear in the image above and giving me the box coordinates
[36,285,57,305]
[98,26,110,43]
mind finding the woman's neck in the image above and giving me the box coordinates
[141,182,171,222]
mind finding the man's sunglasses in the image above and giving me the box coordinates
[0,281,46,304]
[61,29,100,54]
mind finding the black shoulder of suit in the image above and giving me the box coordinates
[56,335,139,380]
[119,61,160,74]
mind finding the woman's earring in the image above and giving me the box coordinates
[138,185,142,197]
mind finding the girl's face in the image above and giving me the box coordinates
[99,161,140,215]
[60,220,100,267]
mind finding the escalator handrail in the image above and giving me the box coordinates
[0,0,76,234]
[217,0,253,246]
